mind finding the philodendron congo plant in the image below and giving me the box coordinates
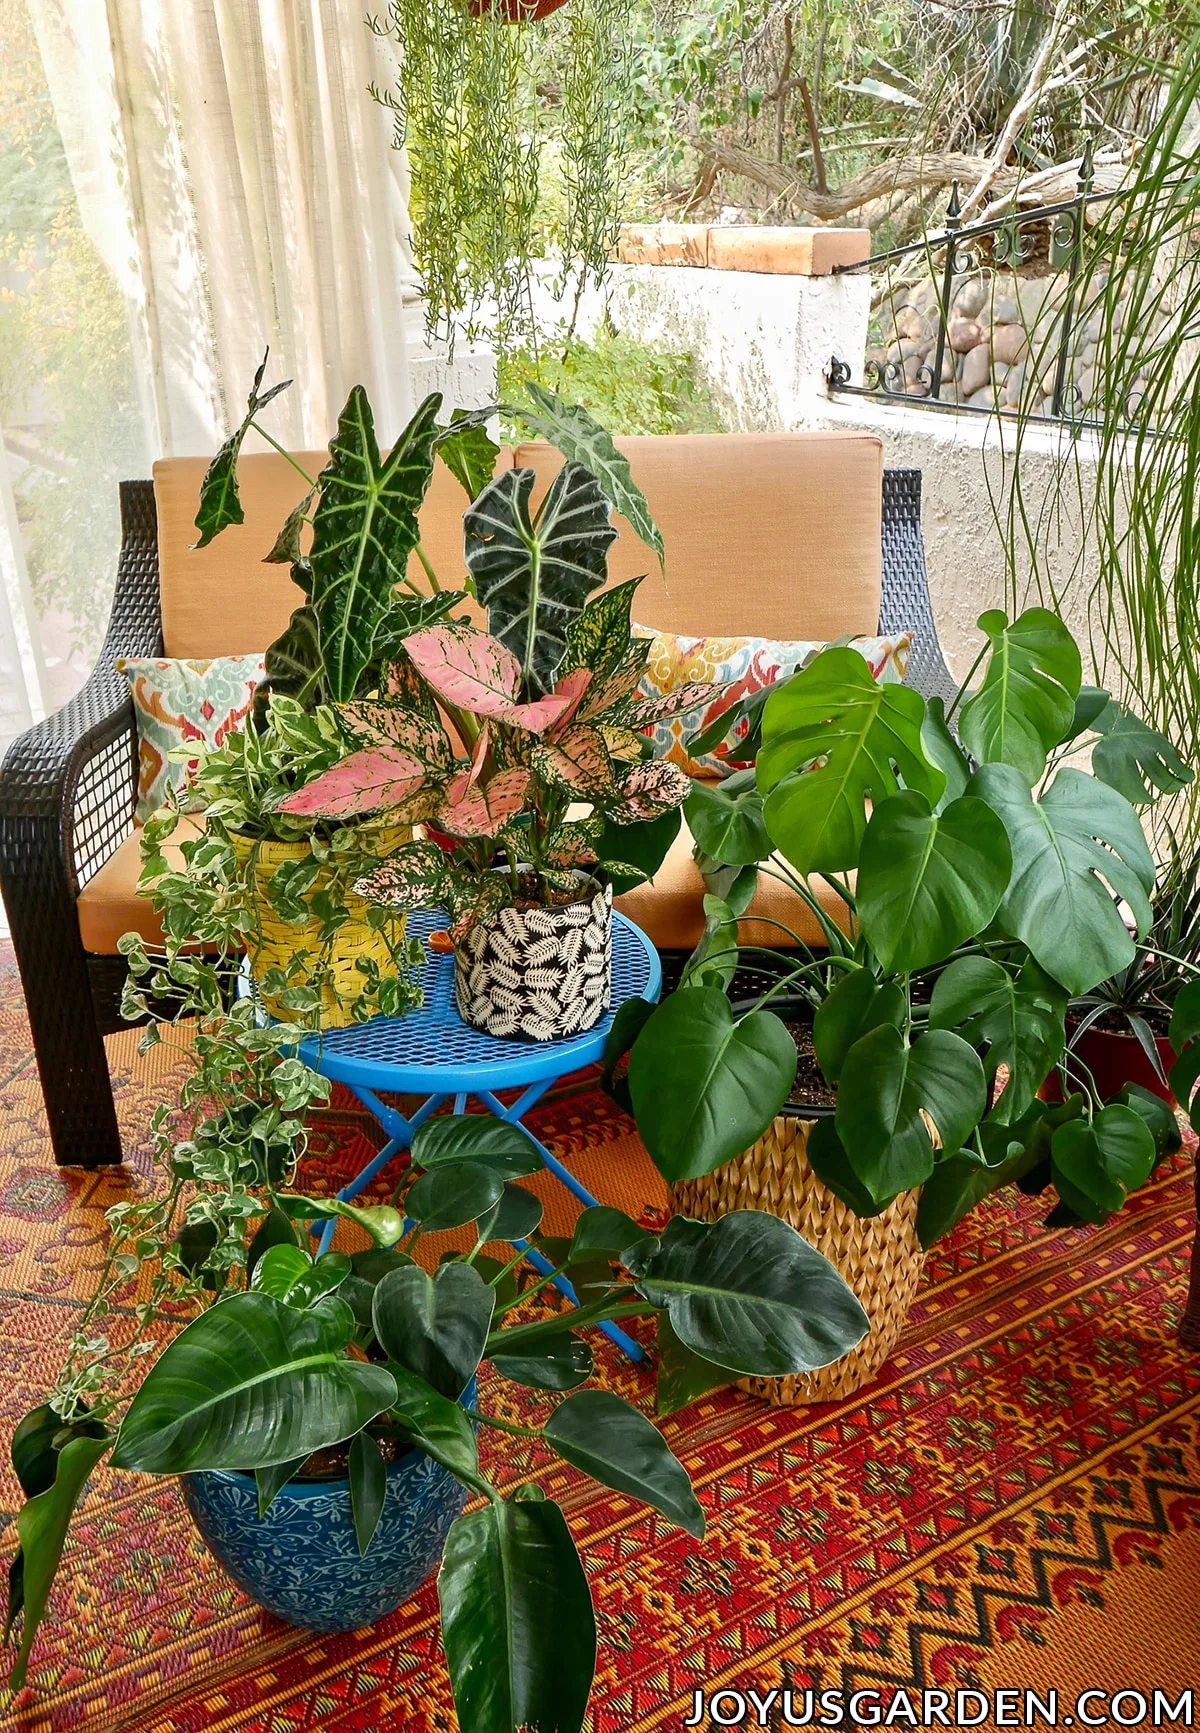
[3,1112,868,1722]
[615,608,1191,1248]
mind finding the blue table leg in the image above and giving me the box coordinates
[476,1087,602,1212]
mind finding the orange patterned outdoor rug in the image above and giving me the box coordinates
[0,937,1198,1733]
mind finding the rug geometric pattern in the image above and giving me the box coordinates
[0,940,1196,1731]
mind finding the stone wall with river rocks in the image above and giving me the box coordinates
[872,271,1143,417]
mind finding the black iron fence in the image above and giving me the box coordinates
[824,142,1166,435]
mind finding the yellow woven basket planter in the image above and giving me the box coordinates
[671,1113,924,1406]
[230,826,410,1030]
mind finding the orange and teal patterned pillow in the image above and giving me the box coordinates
[632,626,913,778]
[118,654,265,822]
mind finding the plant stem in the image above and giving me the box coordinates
[946,642,989,723]
[414,543,442,592]
[247,422,318,489]
[487,1296,651,1353]
[465,1407,543,1440]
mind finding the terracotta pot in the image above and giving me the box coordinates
[1042,1020,1175,1105]
[466,0,569,19]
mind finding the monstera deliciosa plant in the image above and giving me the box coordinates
[3,1112,868,1722]
[612,608,1191,1245]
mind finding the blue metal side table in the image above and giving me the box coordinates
[295,908,661,1360]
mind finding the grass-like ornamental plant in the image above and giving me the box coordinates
[612,607,1192,1246]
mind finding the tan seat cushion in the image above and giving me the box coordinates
[153,448,511,658]
[615,814,851,952]
[79,811,845,958]
[512,431,884,641]
[77,818,204,953]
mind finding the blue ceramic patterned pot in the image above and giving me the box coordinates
[181,1442,466,1633]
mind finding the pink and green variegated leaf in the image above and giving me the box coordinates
[341,701,453,769]
[404,621,570,733]
[546,668,593,739]
[354,840,449,910]
[277,748,426,819]
[545,819,601,869]
[446,873,511,942]
[627,682,724,728]
[606,758,692,823]
[437,768,531,839]
[597,723,645,764]
[531,724,617,797]
[578,642,652,722]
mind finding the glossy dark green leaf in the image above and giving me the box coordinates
[628,1211,869,1377]
[255,603,326,713]
[835,1025,987,1204]
[654,1314,739,1418]
[812,968,906,1088]
[856,791,1011,973]
[406,1162,507,1233]
[921,696,970,809]
[10,1406,64,1500]
[464,463,615,695]
[628,988,796,1182]
[1114,1082,1182,1165]
[593,805,681,895]
[959,607,1081,781]
[685,776,771,867]
[263,486,317,565]
[411,1115,544,1181]
[489,1331,593,1391]
[349,1431,388,1556]
[972,763,1154,996]
[929,955,1067,1124]
[914,1103,1053,1248]
[680,895,738,992]
[250,1244,352,1308]
[758,647,943,874]
[543,1389,704,1537]
[439,1498,596,1733]
[192,352,291,547]
[174,1218,220,1277]
[110,1293,396,1474]
[7,1431,111,1688]
[373,1263,494,1399]
[1059,684,1112,746]
[477,1182,544,1245]
[247,1209,301,1277]
[509,381,663,564]
[386,1365,479,1481]
[804,1115,889,1217]
[308,388,441,701]
[600,995,657,1111]
[435,410,501,501]
[567,1204,655,1265]
[1050,1103,1156,1225]
[255,1454,306,1517]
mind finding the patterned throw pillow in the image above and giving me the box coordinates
[632,626,913,777]
[118,655,265,821]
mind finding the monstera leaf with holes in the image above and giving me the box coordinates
[464,464,618,696]
[757,647,945,874]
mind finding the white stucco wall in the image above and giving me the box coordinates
[550,261,1105,682]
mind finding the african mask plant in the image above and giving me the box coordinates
[611,608,1190,1247]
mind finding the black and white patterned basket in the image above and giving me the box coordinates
[454,876,613,1042]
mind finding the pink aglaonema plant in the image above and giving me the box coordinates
[277,603,723,940]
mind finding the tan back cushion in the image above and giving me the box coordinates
[511,431,884,640]
[154,449,510,657]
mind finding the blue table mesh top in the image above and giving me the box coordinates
[295,909,660,1092]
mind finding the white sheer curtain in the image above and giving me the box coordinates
[35,0,421,455]
[0,0,424,767]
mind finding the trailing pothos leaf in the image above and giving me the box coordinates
[193,350,292,548]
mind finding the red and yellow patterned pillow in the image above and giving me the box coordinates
[118,654,265,821]
[632,626,912,777]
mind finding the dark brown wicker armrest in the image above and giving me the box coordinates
[0,480,162,912]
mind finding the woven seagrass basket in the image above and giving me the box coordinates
[671,1110,924,1405]
[231,825,409,1029]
